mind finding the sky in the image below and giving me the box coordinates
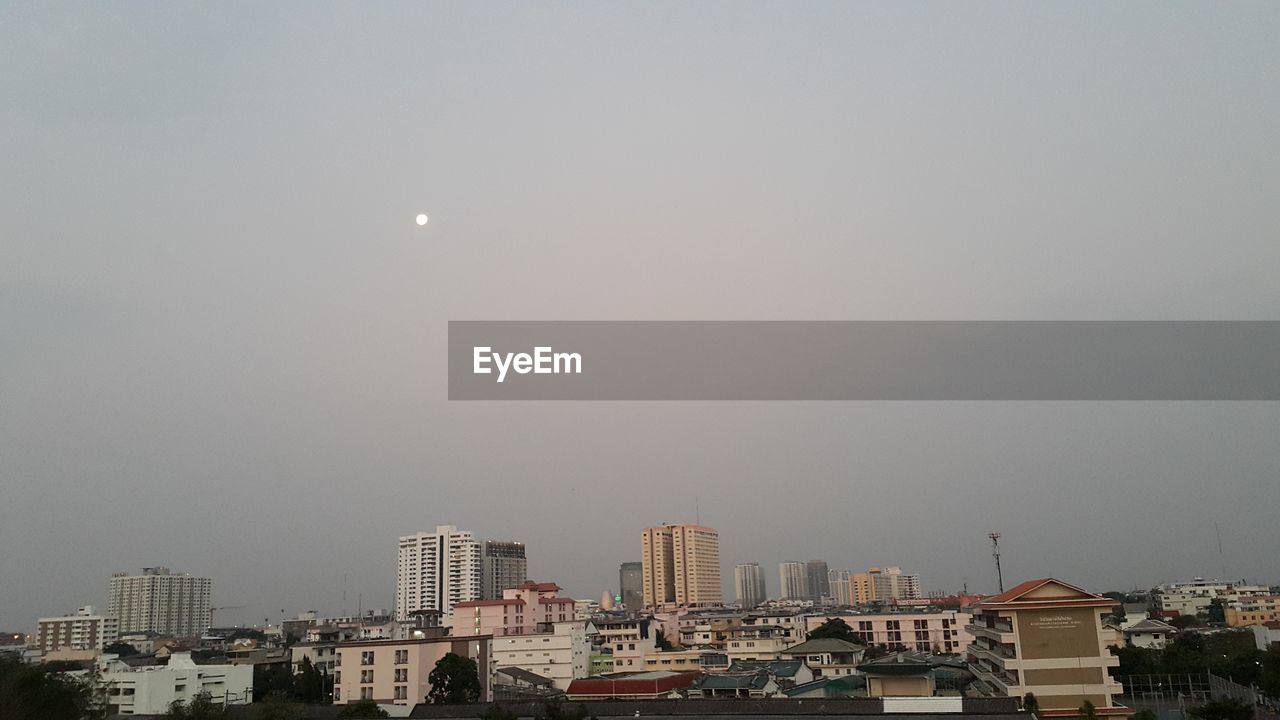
[1,1,1278,630]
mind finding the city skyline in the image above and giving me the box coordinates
[3,1,1279,632]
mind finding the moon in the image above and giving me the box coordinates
[415,214,429,226]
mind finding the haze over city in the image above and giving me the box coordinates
[3,0,1279,634]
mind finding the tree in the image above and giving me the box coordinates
[1169,615,1201,630]
[538,700,588,720]
[482,704,519,720]
[808,618,857,643]
[1187,699,1253,720]
[292,656,326,703]
[427,652,482,704]
[1130,710,1158,720]
[0,655,107,720]
[654,629,674,651]
[255,699,304,720]
[1078,700,1099,720]
[336,699,390,718]
[163,691,227,719]
[1206,599,1226,625]
[1022,693,1039,714]
[104,642,140,657]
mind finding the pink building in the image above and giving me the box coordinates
[454,581,577,636]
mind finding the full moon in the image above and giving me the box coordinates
[415,214,429,226]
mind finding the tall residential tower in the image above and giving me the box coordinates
[109,567,211,636]
[641,524,721,609]
[734,563,767,608]
[396,525,482,622]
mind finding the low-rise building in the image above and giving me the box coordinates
[333,635,492,707]
[1225,595,1280,627]
[966,578,1124,716]
[806,611,972,654]
[83,652,252,716]
[1122,619,1177,649]
[488,620,592,690]
[565,670,699,700]
[781,637,867,677]
[37,606,120,653]
[1151,579,1270,619]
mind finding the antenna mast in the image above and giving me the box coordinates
[989,532,1004,593]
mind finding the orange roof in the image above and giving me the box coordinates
[977,578,1114,610]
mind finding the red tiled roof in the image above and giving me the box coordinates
[539,597,576,604]
[519,582,562,592]
[567,673,699,697]
[978,578,1112,610]
[454,599,525,608]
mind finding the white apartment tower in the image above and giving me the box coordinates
[735,563,767,608]
[779,562,807,600]
[109,567,211,636]
[396,525,482,622]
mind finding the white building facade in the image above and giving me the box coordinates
[735,564,767,608]
[87,652,252,716]
[396,525,482,623]
[109,567,211,636]
[37,606,120,652]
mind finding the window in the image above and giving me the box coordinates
[395,668,408,682]
[361,651,375,665]
[334,687,341,701]
[395,686,407,700]
[361,670,374,683]
[396,649,408,664]
[360,687,373,700]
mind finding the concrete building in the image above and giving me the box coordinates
[453,581,577,637]
[779,562,807,601]
[966,578,1124,716]
[1225,595,1280,627]
[619,562,644,612]
[806,561,830,601]
[641,524,721,609]
[334,635,492,706]
[855,567,922,603]
[109,567,211,637]
[396,525,482,623]
[594,617,656,672]
[806,611,972,654]
[37,606,120,653]
[781,637,867,677]
[829,570,853,605]
[481,540,528,600]
[1123,618,1177,649]
[1152,579,1271,619]
[735,563,767,609]
[488,620,591,690]
[85,651,252,715]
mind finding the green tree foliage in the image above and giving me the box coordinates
[428,652,482,704]
[0,655,106,720]
[654,629,674,651]
[1130,710,1158,720]
[1078,700,1099,720]
[1022,692,1039,714]
[103,642,139,657]
[292,656,326,703]
[336,699,390,718]
[254,699,304,720]
[1187,698,1253,720]
[1169,615,1201,630]
[254,661,295,702]
[808,618,857,643]
[1206,599,1227,625]
[162,691,227,719]
[538,700,588,720]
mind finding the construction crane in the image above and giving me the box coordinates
[989,532,1004,593]
[208,605,247,629]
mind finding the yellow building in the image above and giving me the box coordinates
[966,578,1124,716]
[1226,596,1280,627]
[641,524,721,609]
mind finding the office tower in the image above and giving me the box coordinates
[734,563,767,608]
[619,562,644,611]
[109,567,211,636]
[480,540,527,600]
[806,560,830,600]
[640,524,721,609]
[854,566,923,603]
[396,525,482,622]
[779,561,807,600]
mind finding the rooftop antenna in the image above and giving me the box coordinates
[695,496,701,525]
[1215,522,1225,579]
[989,532,1004,593]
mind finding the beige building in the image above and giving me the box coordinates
[966,578,1124,716]
[641,524,721,609]
[1225,595,1280,627]
[334,635,492,707]
[37,606,119,653]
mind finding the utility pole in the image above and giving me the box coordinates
[989,532,1004,594]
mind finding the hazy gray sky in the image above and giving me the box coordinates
[2,1,1278,629]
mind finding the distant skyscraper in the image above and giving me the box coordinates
[619,562,644,611]
[641,524,721,608]
[806,560,830,600]
[779,561,807,600]
[396,525,481,622]
[854,566,922,603]
[734,563,767,608]
[481,540,527,600]
[828,569,852,605]
[109,567,211,636]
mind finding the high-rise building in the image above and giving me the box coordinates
[779,562,807,600]
[480,540,527,600]
[619,562,644,611]
[828,569,852,605]
[640,524,721,609]
[734,563,767,608]
[851,566,922,603]
[806,560,830,600]
[37,606,119,652]
[109,567,211,636]
[396,525,482,622]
